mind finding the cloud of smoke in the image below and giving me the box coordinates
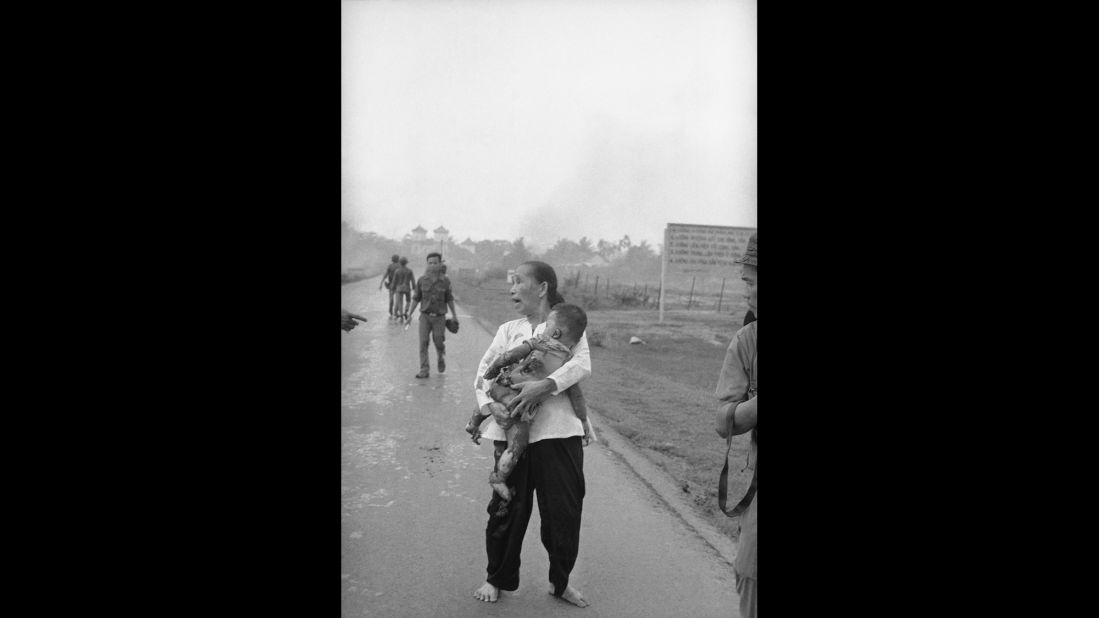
[515,117,754,251]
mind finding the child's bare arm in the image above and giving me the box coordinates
[483,340,534,379]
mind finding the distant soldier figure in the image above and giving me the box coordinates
[390,257,416,322]
[379,254,400,318]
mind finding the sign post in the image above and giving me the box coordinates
[659,226,668,322]
[659,222,756,323]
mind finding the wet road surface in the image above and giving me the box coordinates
[342,277,741,617]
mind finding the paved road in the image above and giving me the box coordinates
[342,277,741,617]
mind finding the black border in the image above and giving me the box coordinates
[91,5,341,615]
[45,2,1040,615]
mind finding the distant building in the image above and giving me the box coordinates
[461,237,476,254]
[408,225,456,261]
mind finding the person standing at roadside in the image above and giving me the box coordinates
[715,232,757,618]
[406,252,458,378]
[390,257,415,322]
[379,254,401,318]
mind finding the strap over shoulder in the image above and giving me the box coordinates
[718,434,756,518]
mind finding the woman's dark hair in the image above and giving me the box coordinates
[520,260,565,307]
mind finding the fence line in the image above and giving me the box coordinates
[555,270,746,314]
[458,269,746,314]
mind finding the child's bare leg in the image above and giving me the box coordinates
[489,421,530,502]
[485,406,516,502]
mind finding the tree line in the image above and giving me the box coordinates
[342,222,662,283]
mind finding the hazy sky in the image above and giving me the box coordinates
[342,0,756,251]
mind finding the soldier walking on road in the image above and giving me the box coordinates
[406,252,458,378]
[379,254,401,318]
[390,256,415,321]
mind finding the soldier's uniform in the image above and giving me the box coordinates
[412,271,454,375]
[390,265,415,318]
[382,260,401,316]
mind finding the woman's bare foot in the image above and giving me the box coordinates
[473,581,499,603]
[550,584,589,607]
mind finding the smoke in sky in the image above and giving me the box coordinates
[515,114,756,251]
[342,0,756,250]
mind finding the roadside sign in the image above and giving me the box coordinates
[660,223,756,322]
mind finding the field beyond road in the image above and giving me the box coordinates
[452,273,754,542]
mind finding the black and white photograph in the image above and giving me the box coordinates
[341,1,757,615]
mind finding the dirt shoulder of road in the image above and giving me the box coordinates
[451,275,753,543]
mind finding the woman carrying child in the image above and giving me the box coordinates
[470,261,592,608]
